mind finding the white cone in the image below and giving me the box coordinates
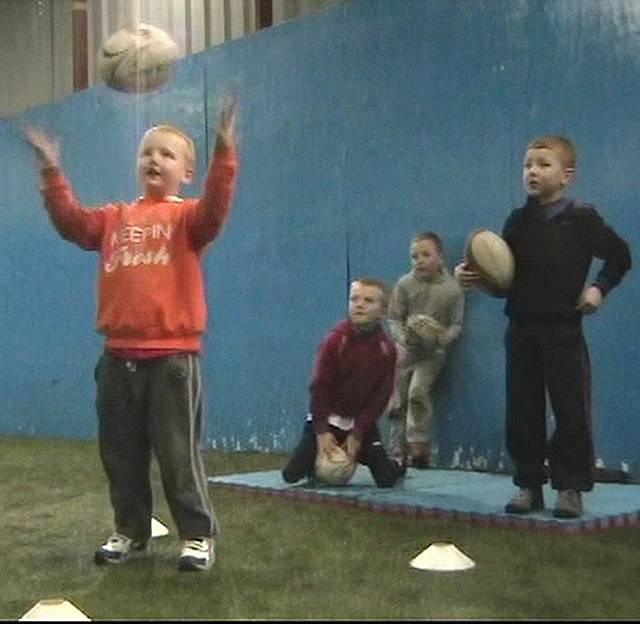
[151,516,169,538]
[410,542,476,571]
[19,599,90,621]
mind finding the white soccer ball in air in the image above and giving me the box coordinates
[98,23,180,93]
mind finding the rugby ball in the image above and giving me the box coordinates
[98,23,180,93]
[315,445,356,486]
[465,229,515,294]
[405,314,442,353]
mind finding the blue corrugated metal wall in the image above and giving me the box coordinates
[1,0,637,479]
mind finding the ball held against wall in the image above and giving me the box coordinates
[98,23,180,93]
[465,228,515,294]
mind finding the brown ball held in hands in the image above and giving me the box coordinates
[314,445,356,486]
[465,229,515,295]
[405,314,442,354]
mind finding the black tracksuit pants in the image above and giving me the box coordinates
[95,351,217,543]
[505,319,595,492]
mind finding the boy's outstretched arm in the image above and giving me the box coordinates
[188,95,239,249]
[23,126,103,250]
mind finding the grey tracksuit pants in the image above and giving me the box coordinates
[95,351,217,542]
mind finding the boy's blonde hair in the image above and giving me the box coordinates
[351,277,390,309]
[140,124,196,170]
[527,135,577,169]
[411,231,444,255]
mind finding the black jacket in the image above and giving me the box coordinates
[501,198,631,321]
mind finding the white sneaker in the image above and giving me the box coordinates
[94,532,147,565]
[178,538,215,571]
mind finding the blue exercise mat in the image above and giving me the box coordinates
[209,466,640,533]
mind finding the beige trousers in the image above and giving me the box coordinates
[388,350,445,456]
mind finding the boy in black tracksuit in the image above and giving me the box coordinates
[456,135,631,518]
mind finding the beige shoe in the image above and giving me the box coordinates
[504,487,544,514]
[553,490,583,518]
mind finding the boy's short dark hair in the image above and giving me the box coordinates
[411,231,444,255]
[527,135,577,169]
[351,277,390,308]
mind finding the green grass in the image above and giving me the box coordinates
[1,435,639,620]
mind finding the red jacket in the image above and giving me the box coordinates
[309,319,397,440]
[40,146,238,351]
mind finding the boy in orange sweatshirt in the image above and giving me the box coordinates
[24,98,238,572]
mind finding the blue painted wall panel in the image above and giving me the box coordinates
[1,0,637,479]
[200,31,348,451]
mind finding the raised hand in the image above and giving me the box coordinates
[215,93,237,150]
[23,126,60,169]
